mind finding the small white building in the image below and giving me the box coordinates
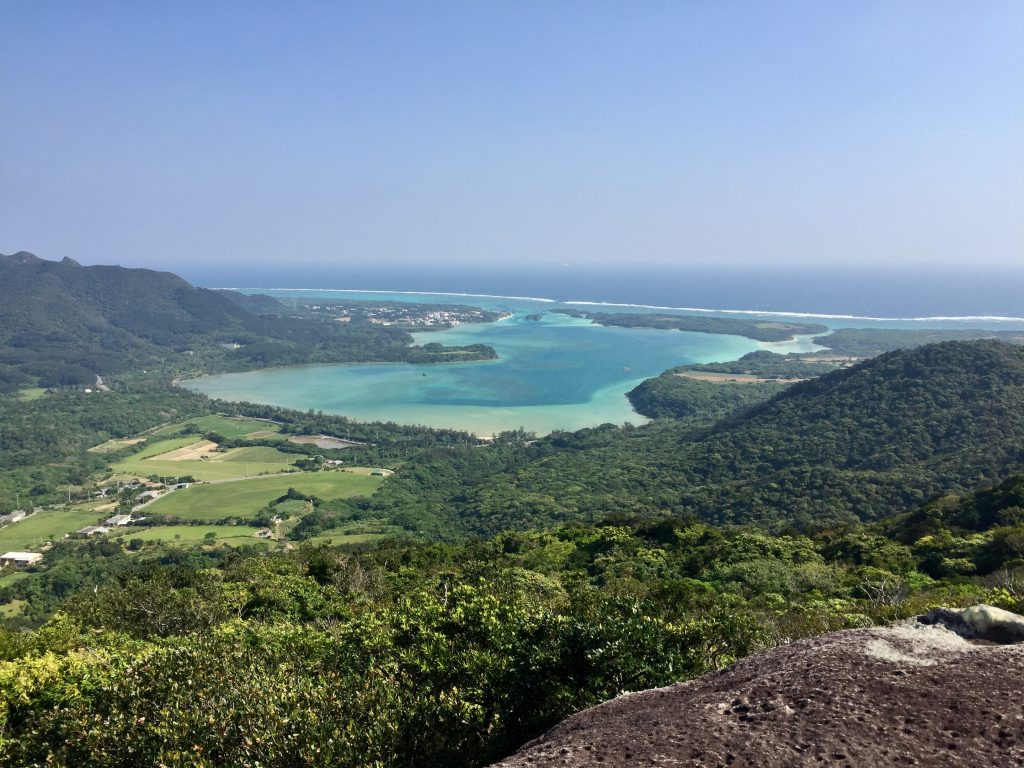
[0,551,43,568]
[105,514,133,526]
[76,525,110,537]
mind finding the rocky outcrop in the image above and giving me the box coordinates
[921,603,1024,643]
[490,608,1024,767]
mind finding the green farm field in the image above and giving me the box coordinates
[126,436,200,460]
[299,532,390,548]
[0,505,108,550]
[110,525,271,547]
[15,388,47,402]
[182,415,284,440]
[217,446,297,463]
[143,471,383,521]
[111,437,300,482]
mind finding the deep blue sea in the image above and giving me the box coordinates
[185,264,1024,321]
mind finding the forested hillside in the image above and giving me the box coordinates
[0,252,495,388]
[3,508,1023,768]
[556,309,828,341]
[812,327,1024,357]
[627,372,784,419]
[358,341,1024,536]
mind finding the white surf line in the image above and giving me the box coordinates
[213,287,1024,324]
[561,300,1024,324]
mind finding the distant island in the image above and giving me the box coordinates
[554,308,829,342]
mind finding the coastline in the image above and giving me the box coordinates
[179,291,1024,438]
[228,287,1024,326]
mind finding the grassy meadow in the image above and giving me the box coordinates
[143,472,383,521]
[111,436,300,482]
[109,524,271,548]
[0,505,111,550]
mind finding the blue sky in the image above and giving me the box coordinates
[2,1,1021,275]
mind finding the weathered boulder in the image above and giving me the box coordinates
[920,603,1024,643]
[961,604,1024,642]
[489,614,1024,768]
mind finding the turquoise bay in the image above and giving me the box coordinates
[185,300,768,436]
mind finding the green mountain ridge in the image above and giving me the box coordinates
[0,252,495,389]
[359,340,1024,537]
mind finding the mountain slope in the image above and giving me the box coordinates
[362,341,1024,535]
[677,340,1024,526]
[0,252,494,387]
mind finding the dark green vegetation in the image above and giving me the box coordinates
[627,373,784,420]
[0,252,494,390]
[4,510,1024,768]
[675,349,842,378]
[0,381,478,510]
[813,327,1024,357]
[0,382,209,506]
[557,308,828,341]
[7,254,1024,767]
[355,341,1024,537]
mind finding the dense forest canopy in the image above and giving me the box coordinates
[353,341,1024,537]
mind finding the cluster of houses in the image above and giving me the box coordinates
[91,481,191,510]
[76,513,141,538]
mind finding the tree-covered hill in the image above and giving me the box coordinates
[555,309,828,342]
[626,372,784,420]
[361,341,1024,536]
[0,252,495,388]
[812,327,1024,358]
[676,340,1024,527]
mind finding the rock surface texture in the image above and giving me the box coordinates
[490,613,1024,768]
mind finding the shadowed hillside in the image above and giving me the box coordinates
[0,252,495,389]
[359,341,1024,536]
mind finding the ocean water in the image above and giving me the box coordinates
[185,270,1024,436]
[193,263,1024,320]
[186,310,766,435]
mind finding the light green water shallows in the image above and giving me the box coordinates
[186,307,767,436]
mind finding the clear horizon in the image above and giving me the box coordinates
[2,2,1022,273]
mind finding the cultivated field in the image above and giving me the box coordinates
[88,437,147,454]
[217,446,298,464]
[143,471,383,522]
[299,532,391,548]
[288,434,362,449]
[0,505,107,550]
[110,524,271,548]
[111,437,300,482]
[146,415,283,440]
[156,440,220,461]
[0,572,30,589]
[181,415,284,440]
